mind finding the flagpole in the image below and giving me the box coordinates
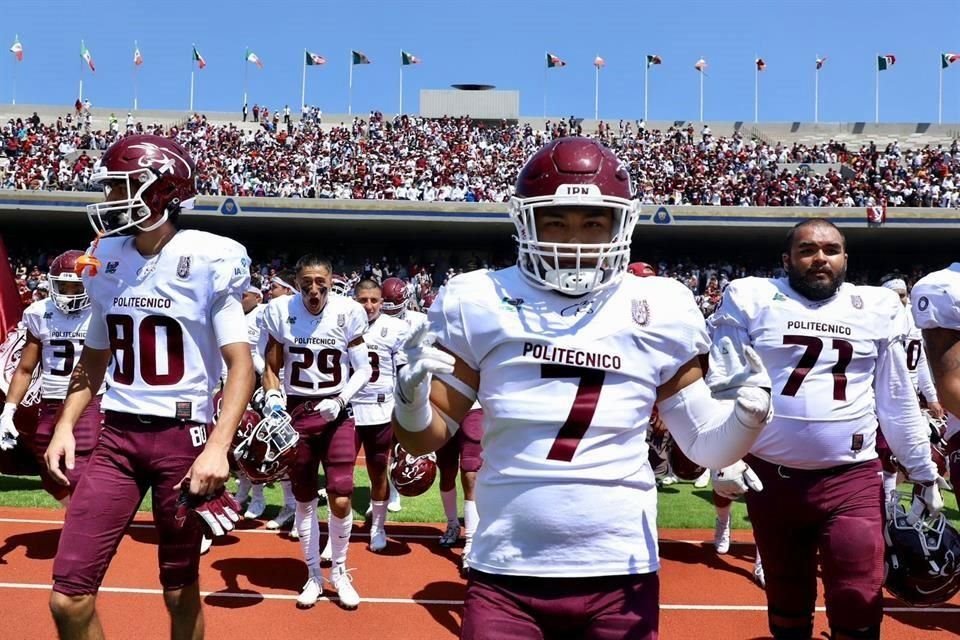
[243,46,249,108]
[543,61,547,119]
[11,56,16,106]
[348,51,353,116]
[754,55,759,123]
[644,61,649,122]
[78,40,84,102]
[399,50,404,115]
[699,67,704,122]
[939,58,943,125]
[875,52,879,124]
[133,41,139,112]
[301,50,307,115]
[814,58,819,123]
[190,70,195,112]
[594,62,600,120]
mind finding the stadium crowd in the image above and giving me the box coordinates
[2,110,959,207]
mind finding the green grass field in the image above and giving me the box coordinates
[1,469,956,530]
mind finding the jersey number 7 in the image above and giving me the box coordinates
[781,334,853,401]
[542,364,605,462]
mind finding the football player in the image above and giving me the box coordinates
[911,263,960,509]
[707,219,943,640]
[44,134,255,640]
[351,279,408,552]
[2,250,104,506]
[261,254,371,610]
[435,403,483,573]
[393,137,774,639]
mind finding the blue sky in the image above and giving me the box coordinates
[1,0,959,123]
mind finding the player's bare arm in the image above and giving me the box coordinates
[262,336,283,392]
[45,345,111,485]
[921,327,960,418]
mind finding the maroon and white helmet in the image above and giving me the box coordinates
[381,277,411,317]
[331,274,352,297]
[232,409,299,484]
[884,502,960,606]
[510,137,638,295]
[421,291,436,310]
[86,134,197,237]
[389,442,437,497]
[48,250,90,313]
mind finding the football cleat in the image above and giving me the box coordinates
[714,516,731,555]
[267,505,296,530]
[753,555,766,589]
[693,468,711,489]
[368,526,387,553]
[439,521,461,548]
[330,564,360,610]
[296,576,323,609]
[388,481,402,512]
[244,495,266,520]
[200,535,212,556]
[289,526,299,541]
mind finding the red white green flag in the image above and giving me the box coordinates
[9,36,22,62]
[816,56,827,70]
[305,50,326,66]
[80,41,95,72]
[401,50,421,65]
[352,50,371,65]
[877,54,896,71]
[193,46,206,69]
[646,54,662,68]
[942,53,960,69]
[133,43,143,66]
[245,49,263,68]
[546,52,566,68]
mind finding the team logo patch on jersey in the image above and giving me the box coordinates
[632,299,650,326]
[851,295,863,310]
[850,434,864,451]
[177,256,192,279]
[175,401,193,420]
[381,326,388,338]
[917,296,929,311]
[500,296,524,311]
[43,312,53,319]
[105,261,119,274]
[287,316,297,325]
[772,292,787,302]
[338,314,345,328]
[561,299,595,316]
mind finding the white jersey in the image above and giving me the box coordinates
[912,263,960,439]
[709,277,906,469]
[220,303,266,382]
[900,308,925,392]
[261,293,368,397]
[352,313,408,426]
[82,230,250,423]
[402,309,428,334]
[430,267,708,578]
[22,299,104,400]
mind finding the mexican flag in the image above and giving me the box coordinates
[305,50,326,66]
[193,46,206,69]
[594,55,605,68]
[80,42,95,72]
[816,56,827,70]
[401,50,421,65]
[877,54,896,71]
[546,52,566,68]
[942,52,960,69]
[9,36,22,62]
[352,50,371,65]
[134,45,143,67]
[246,49,263,68]
[866,202,887,226]
[646,54,662,68]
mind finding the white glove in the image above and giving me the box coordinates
[314,398,343,422]
[0,402,18,451]
[907,477,950,524]
[708,336,772,400]
[711,460,764,500]
[263,389,285,416]
[396,324,455,407]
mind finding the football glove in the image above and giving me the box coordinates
[396,324,455,407]
[907,476,950,525]
[711,460,764,500]
[176,484,241,537]
[0,402,18,451]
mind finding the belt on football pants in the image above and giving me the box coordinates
[104,410,204,428]
[745,454,872,480]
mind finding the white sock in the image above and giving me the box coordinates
[329,511,353,566]
[251,483,264,499]
[882,471,898,502]
[463,499,478,545]
[441,489,458,524]
[371,500,387,532]
[281,479,295,509]
[388,476,400,501]
[295,499,321,578]
[716,505,731,523]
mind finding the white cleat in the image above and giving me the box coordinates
[330,564,360,610]
[439,521,461,548]
[714,516,731,555]
[200,535,213,556]
[693,469,711,489]
[387,484,402,512]
[244,495,266,520]
[266,505,296,530]
[289,526,299,540]
[320,536,332,563]
[753,555,766,589]
[660,473,679,486]
[296,576,323,609]
[368,526,387,552]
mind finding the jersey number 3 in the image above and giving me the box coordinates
[542,364,605,462]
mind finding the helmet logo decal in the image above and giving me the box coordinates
[129,142,192,176]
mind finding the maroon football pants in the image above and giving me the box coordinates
[744,455,884,638]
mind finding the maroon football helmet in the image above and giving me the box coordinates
[510,137,638,295]
[667,439,706,482]
[421,291,436,310]
[884,502,960,606]
[389,442,437,497]
[232,409,299,484]
[381,277,411,317]
[48,250,90,313]
[627,261,657,277]
[86,134,197,237]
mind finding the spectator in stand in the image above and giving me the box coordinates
[252,104,259,123]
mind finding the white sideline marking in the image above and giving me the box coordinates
[0,582,955,613]
[0,517,755,545]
